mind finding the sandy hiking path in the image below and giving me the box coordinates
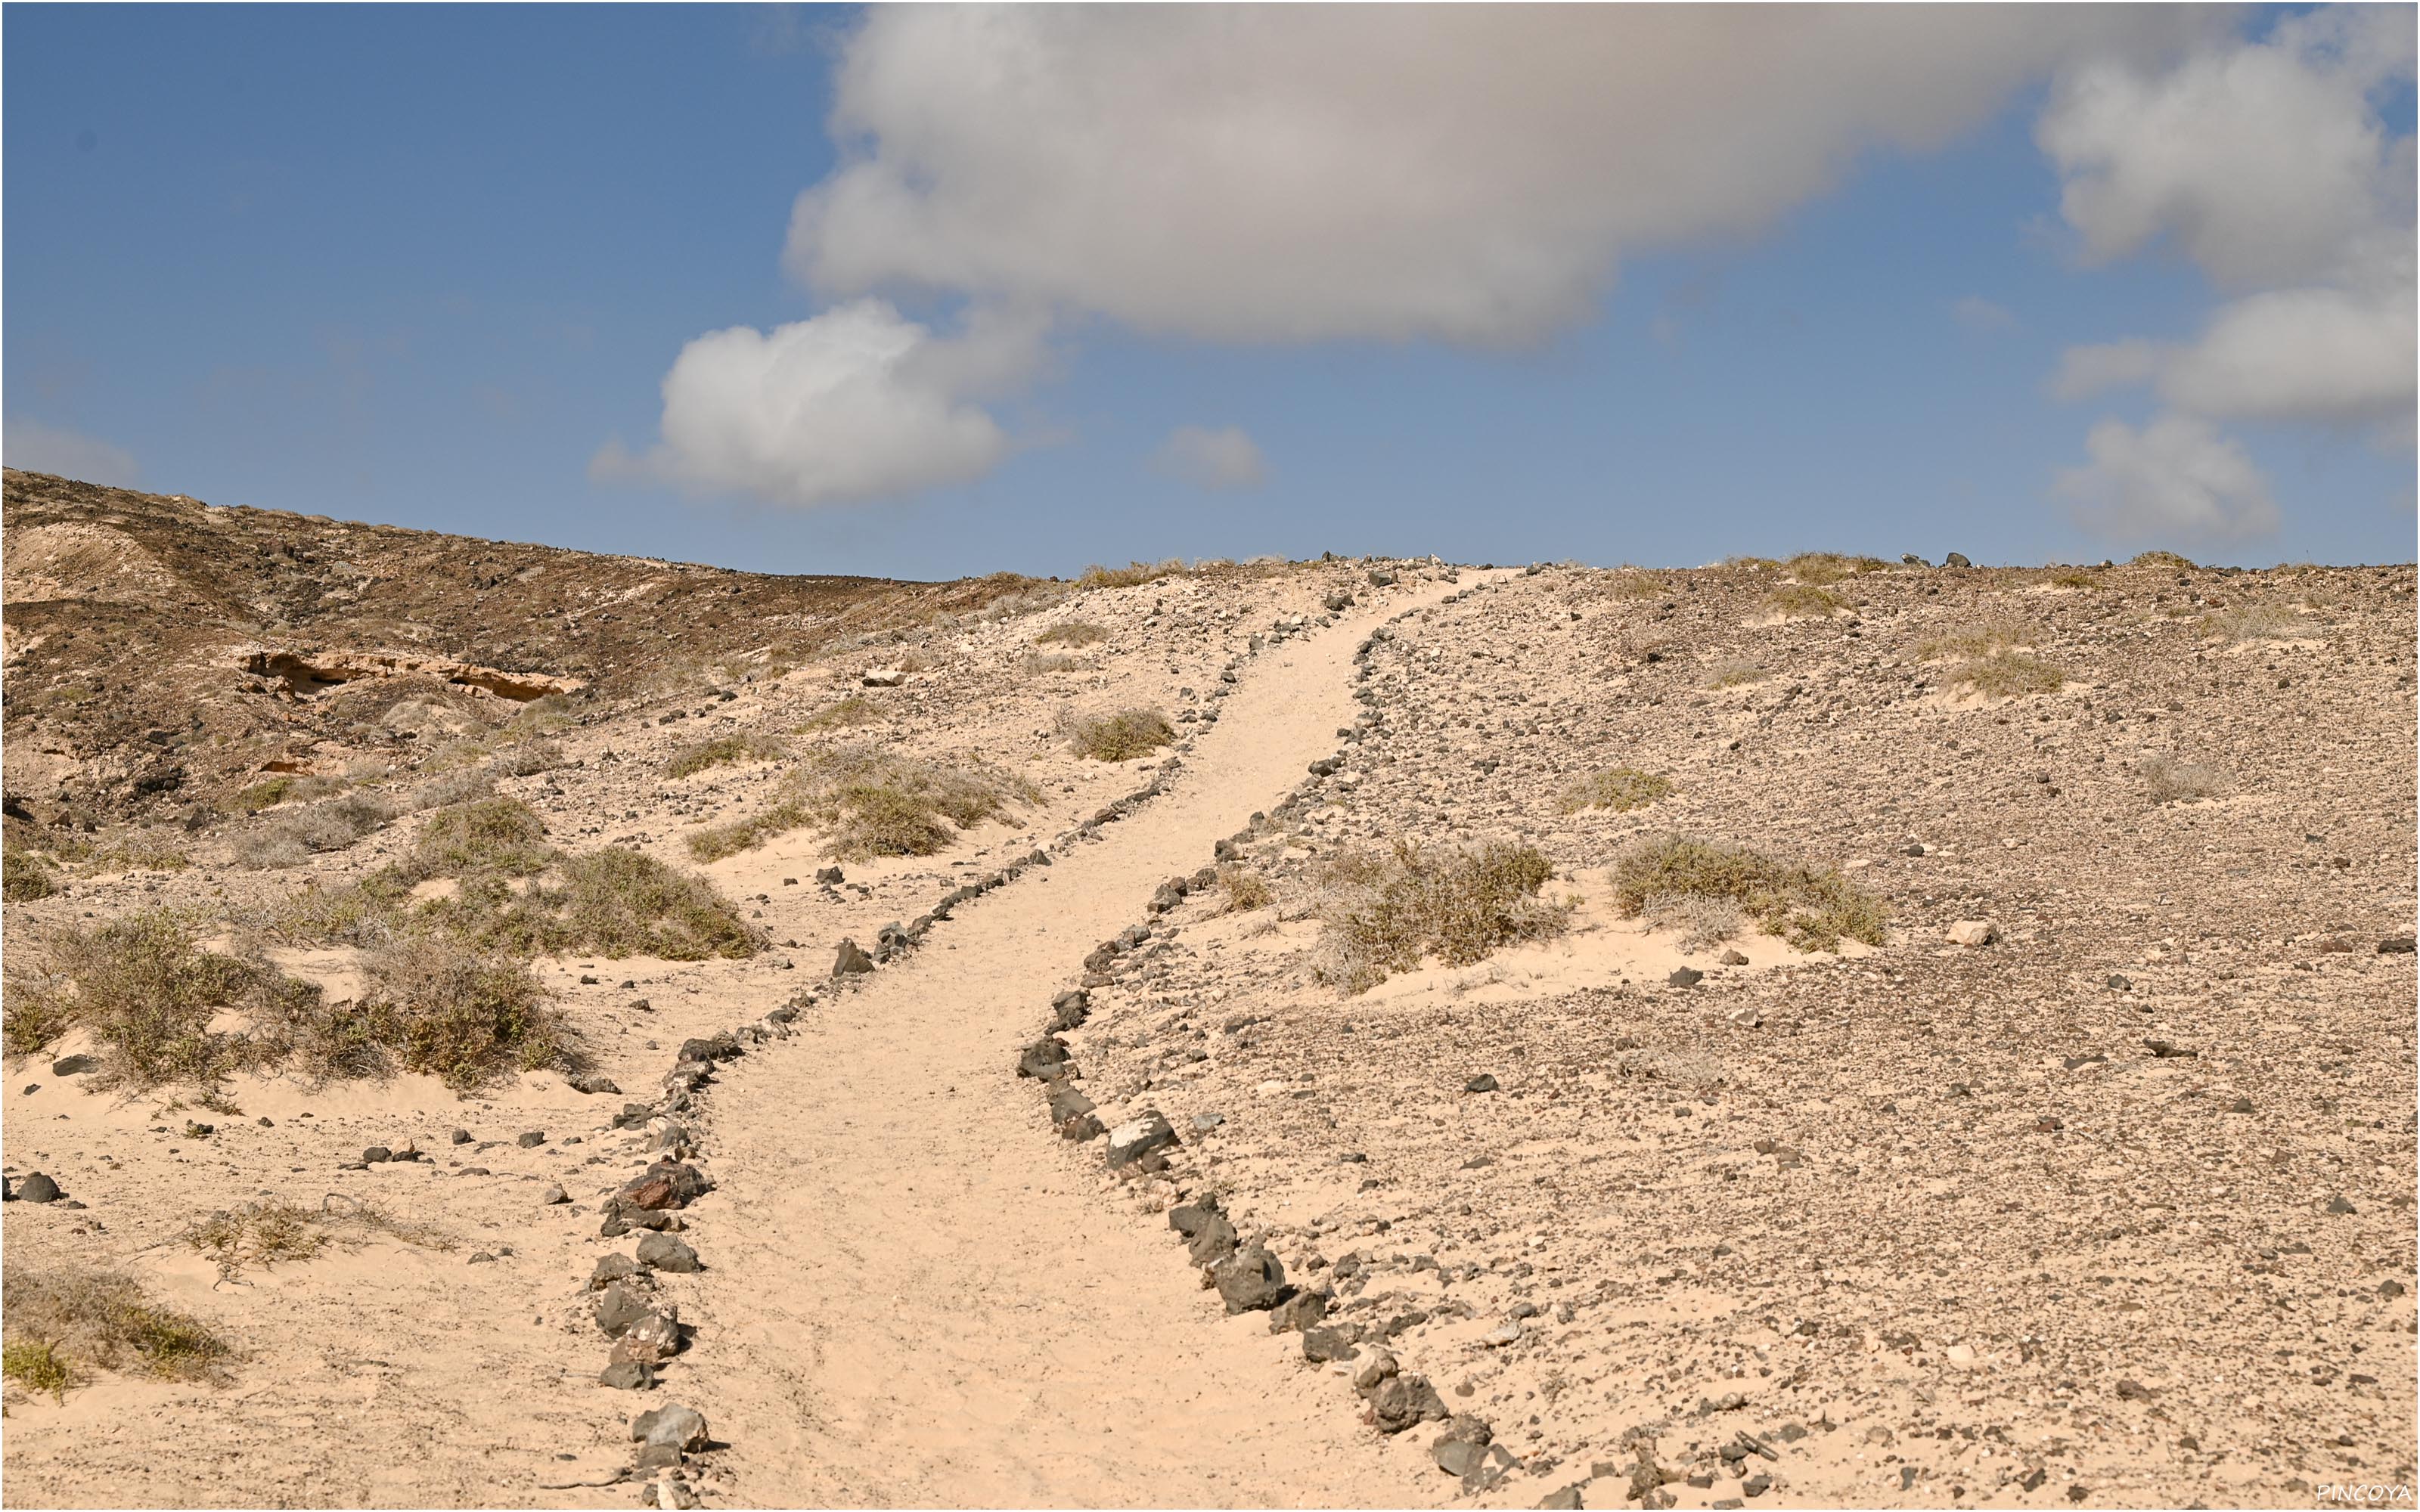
[681,576,1492,1507]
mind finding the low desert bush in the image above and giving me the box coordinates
[233,773,347,814]
[538,848,763,960]
[1948,649,2066,698]
[1078,560,1184,590]
[1916,617,2032,660]
[88,833,192,873]
[490,739,569,778]
[1017,651,1086,674]
[2046,568,2100,589]
[1061,708,1175,761]
[2,1268,229,1392]
[1610,835,1884,953]
[408,766,496,810]
[1646,893,1743,950]
[2,909,316,1085]
[1035,621,1109,646]
[690,746,1032,863]
[1606,572,1670,600]
[1217,865,1274,912]
[4,846,59,901]
[1763,584,1844,618]
[1317,839,1570,994]
[2133,550,2196,569]
[1559,767,1672,813]
[664,731,788,779]
[183,1196,453,1281]
[1705,658,1767,689]
[1786,552,1888,585]
[234,793,395,869]
[354,934,569,1088]
[798,695,881,732]
[2202,603,2306,642]
[2142,754,2230,804]
[399,798,551,880]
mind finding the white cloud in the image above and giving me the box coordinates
[2040,6,2415,537]
[791,8,2201,347]
[1153,425,1265,491]
[2,417,141,487]
[1951,296,2018,334]
[2054,414,2279,543]
[593,299,1041,508]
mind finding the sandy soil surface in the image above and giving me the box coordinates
[4,519,2412,1511]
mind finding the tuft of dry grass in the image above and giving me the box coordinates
[233,792,395,869]
[1061,708,1175,761]
[400,798,551,881]
[2,1267,231,1392]
[1611,835,1884,953]
[1078,559,1185,590]
[2202,603,2307,642]
[664,731,789,779]
[1217,865,1274,912]
[1317,839,1571,994]
[2142,754,2230,804]
[1559,767,1673,813]
[1705,658,1767,689]
[2046,568,2100,589]
[799,695,882,732]
[88,833,192,873]
[1948,649,2065,698]
[1763,584,1844,618]
[352,934,569,1088]
[1606,572,1670,600]
[1916,617,2032,660]
[4,846,60,901]
[2,909,317,1085]
[1016,651,1087,674]
[184,1195,453,1281]
[490,739,569,778]
[2132,550,2196,569]
[1785,552,1889,586]
[408,767,496,810]
[1035,621,1109,646]
[689,746,1034,863]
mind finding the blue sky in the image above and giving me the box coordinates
[5,5,2412,577]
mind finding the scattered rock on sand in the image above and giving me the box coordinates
[618,1161,711,1211]
[831,939,875,977]
[637,1232,703,1274]
[541,1184,569,1205]
[1104,1111,1177,1169]
[631,1403,710,1452]
[1212,1242,1288,1313]
[14,1172,61,1204]
[1945,919,1999,946]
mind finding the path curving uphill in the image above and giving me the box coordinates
[680,576,1494,1507]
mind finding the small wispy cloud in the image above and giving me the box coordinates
[1951,295,2018,333]
[1153,425,1266,491]
[2,417,140,486]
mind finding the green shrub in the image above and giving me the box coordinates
[402,798,551,880]
[542,848,763,960]
[357,935,569,1089]
[1610,835,1883,953]
[3,1337,70,1400]
[1318,840,1570,994]
[1061,708,1176,761]
[1559,767,1672,813]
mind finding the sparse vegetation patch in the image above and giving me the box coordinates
[2142,754,2231,804]
[1559,767,1672,813]
[1217,865,1273,913]
[4,846,60,901]
[665,731,789,779]
[1947,649,2065,698]
[2203,603,2307,642]
[2,1268,231,1393]
[1611,834,1884,953]
[1035,621,1109,646]
[689,746,1034,863]
[1061,708,1175,761]
[1317,839,1571,994]
[1763,584,1844,618]
[184,1195,453,1281]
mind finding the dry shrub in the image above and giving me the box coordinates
[1078,559,1184,590]
[1646,893,1742,950]
[1317,839,1570,994]
[1917,617,2033,660]
[1786,553,1888,585]
[538,848,763,960]
[1217,865,1274,912]
[665,731,789,779]
[234,773,347,814]
[408,767,496,810]
[799,695,882,732]
[2,909,316,1085]
[185,1195,452,1281]
[1035,621,1109,646]
[90,832,191,872]
[1017,651,1087,674]
[689,746,1032,863]
[491,739,569,778]
[2132,550,2196,569]
[1559,767,1672,813]
[1705,658,1767,689]
[1763,584,1844,618]
[2142,754,2230,804]
[1061,708,1175,761]
[4,847,59,901]
[2202,603,2307,642]
[2,1268,229,1393]
[1606,573,1670,600]
[401,797,551,880]
[2047,569,2100,589]
[234,792,394,869]
[355,934,568,1088]
[1611,835,1883,953]
[1950,649,2065,697]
